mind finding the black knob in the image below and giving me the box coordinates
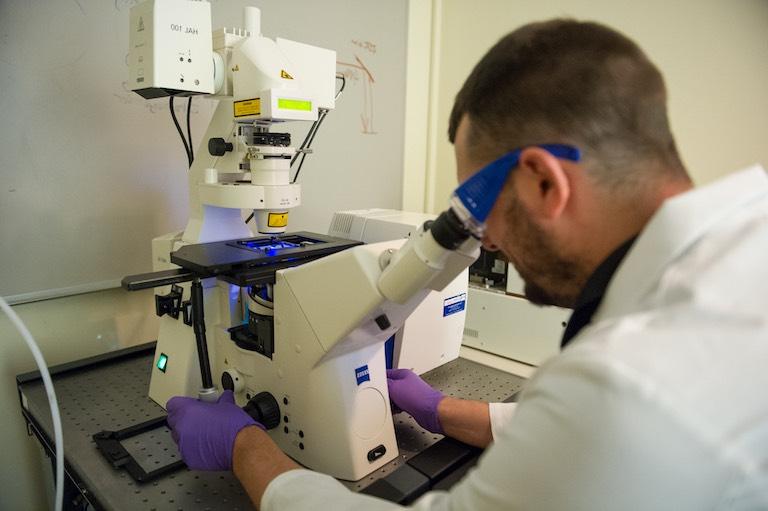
[208,137,233,156]
[243,392,281,429]
[221,371,235,391]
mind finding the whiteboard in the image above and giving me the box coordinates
[0,0,407,302]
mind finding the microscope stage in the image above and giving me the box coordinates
[170,231,361,286]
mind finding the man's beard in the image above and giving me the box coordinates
[502,195,586,309]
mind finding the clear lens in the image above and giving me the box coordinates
[449,194,485,238]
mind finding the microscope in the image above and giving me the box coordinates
[124,0,482,481]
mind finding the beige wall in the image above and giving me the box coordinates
[0,289,157,510]
[420,0,768,212]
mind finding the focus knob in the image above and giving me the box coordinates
[243,392,281,429]
[208,137,233,157]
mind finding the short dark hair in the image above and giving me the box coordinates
[448,19,688,187]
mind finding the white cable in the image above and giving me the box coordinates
[0,296,64,511]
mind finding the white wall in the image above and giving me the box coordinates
[423,0,768,211]
[0,289,158,510]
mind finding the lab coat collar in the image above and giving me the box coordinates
[597,164,768,321]
[560,236,636,348]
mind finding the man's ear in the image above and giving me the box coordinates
[514,147,571,220]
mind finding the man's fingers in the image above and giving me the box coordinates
[386,368,413,380]
[166,396,193,413]
[218,390,235,404]
[166,396,194,430]
[166,396,182,413]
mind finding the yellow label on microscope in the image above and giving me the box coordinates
[233,98,261,117]
[268,212,289,228]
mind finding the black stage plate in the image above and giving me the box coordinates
[170,231,362,281]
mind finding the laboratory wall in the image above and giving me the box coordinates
[423,0,768,211]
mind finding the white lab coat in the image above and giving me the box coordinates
[262,165,768,510]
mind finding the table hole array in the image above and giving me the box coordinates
[24,352,524,507]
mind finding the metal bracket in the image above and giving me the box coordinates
[155,284,184,319]
[92,416,185,483]
[182,300,193,325]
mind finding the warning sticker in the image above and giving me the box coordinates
[267,212,289,228]
[233,98,261,117]
[443,293,467,317]
[280,69,294,80]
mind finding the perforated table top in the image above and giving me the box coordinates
[18,344,525,510]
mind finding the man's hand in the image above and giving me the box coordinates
[387,368,494,448]
[386,368,445,433]
[166,390,264,471]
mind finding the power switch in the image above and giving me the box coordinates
[367,444,387,462]
[374,314,391,331]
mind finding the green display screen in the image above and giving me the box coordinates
[278,98,312,111]
[157,353,169,373]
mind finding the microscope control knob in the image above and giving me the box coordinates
[208,137,233,156]
[243,392,281,429]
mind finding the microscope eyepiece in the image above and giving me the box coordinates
[428,209,471,250]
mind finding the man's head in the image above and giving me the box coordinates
[450,20,692,307]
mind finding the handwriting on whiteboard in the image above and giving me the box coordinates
[351,40,377,55]
[337,40,378,135]
[114,0,140,12]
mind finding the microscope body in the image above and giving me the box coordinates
[220,240,427,479]
[127,0,482,482]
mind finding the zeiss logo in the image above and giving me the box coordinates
[355,365,370,385]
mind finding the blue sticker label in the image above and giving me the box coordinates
[443,293,467,317]
[355,365,370,385]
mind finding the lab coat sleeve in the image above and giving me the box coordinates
[262,352,732,511]
[413,352,733,511]
[488,401,517,441]
[262,469,409,511]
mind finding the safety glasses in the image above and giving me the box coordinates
[449,144,581,237]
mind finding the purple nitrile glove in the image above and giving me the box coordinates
[166,390,265,471]
[386,368,445,434]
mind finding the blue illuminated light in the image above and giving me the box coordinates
[238,239,301,256]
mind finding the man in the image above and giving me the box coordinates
[167,19,768,510]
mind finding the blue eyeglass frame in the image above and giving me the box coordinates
[453,144,581,225]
